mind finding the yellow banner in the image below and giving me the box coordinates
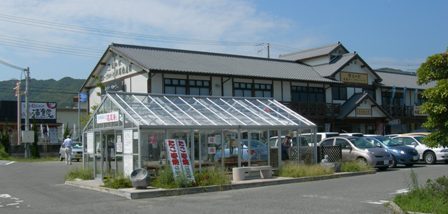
[340,72,368,84]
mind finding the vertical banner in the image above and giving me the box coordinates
[165,139,183,178]
[123,130,134,176]
[177,139,195,182]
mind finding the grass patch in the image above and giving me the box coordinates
[340,161,372,172]
[194,167,231,186]
[103,174,132,189]
[394,174,448,214]
[65,167,94,181]
[152,167,230,189]
[0,144,9,160]
[279,164,334,178]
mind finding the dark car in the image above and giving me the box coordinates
[318,136,392,170]
[366,136,419,167]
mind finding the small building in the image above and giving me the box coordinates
[82,92,317,178]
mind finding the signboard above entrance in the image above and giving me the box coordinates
[340,72,368,84]
[96,111,119,124]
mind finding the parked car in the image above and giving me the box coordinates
[59,142,83,162]
[365,136,419,167]
[299,132,340,142]
[339,133,364,137]
[392,134,448,164]
[318,136,393,170]
[269,136,310,148]
[214,139,268,161]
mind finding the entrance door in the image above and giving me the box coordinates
[103,134,116,174]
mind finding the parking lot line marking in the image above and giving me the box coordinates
[389,188,409,195]
[362,200,389,205]
[4,161,15,166]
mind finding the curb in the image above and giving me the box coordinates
[387,201,405,214]
[66,170,376,200]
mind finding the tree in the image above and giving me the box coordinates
[417,50,448,147]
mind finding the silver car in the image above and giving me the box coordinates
[319,136,393,170]
[59,142,83,162]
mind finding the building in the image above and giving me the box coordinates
[81,42,434,135]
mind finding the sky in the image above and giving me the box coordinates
[0,0,447,81]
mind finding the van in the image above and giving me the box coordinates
[300,132,340,143]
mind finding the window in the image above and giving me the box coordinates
[233,82,272,98]
[320,139,334,146]
[164,78,210,95]
[335,139,351,149]
[254,83,272,97]
[164,78,186,95]
[332,86,347,100]
[291,86,325,102]
[189,80,210,96]
[234,82,252,97]
[382,90,404,106]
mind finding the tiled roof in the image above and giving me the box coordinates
[279,43,343,61]
[375,68,435,89]
[110,43,336,83]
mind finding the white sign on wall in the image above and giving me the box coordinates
[96,112,119,124]
[87,132,94,154]
[123,129,133,154]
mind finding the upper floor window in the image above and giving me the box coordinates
[382,90,404,106]
[189,80,210,96]
[164,78,186,95]
[291,86,325,103]
[234,82,272,98]
[164,78,210,96]
[254,83,272,98]
[332,86,347,100]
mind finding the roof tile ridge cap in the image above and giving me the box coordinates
[280,43,340,57]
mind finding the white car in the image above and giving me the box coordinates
[393,135,448,164]
[59,142,83,162]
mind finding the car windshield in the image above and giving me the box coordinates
[375,136,403,147]
[73,143,82,149]
[349,137,375,149]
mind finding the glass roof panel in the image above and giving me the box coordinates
[103,92,315,128]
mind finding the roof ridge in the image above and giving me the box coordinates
[375,68,416,76]
[111,43,309,65]
[279,42,340,57]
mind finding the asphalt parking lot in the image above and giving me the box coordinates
[1,160,447,214]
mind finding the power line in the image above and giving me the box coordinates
[0,13,259,46]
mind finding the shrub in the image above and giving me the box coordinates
[103,175,132,189]
[394,175,448,214]
[340,161,372,172]
[65,167,94,181]
[279,164,334,178]
[0,144,10,160]
[194,167,231,186]
[152,167,178,189]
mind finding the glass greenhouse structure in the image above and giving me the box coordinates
[82,92,317,179]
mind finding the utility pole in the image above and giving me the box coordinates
[0,59,32,158]
[14,82,21,145]
[257,43,270,59]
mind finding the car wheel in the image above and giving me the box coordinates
[356,157,367,165]
[405,163,414,167]
[76,159,80,162]
[424,151,436,164]
[391,156,397,168]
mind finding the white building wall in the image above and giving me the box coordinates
[302,56,329,66]
[281,81,290,102]
[222,77,233,96]
[211,76,222,96]
[273,80,282,101]
[88,87,102,113]
[130,73,148,93]
[151,73,163,94]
